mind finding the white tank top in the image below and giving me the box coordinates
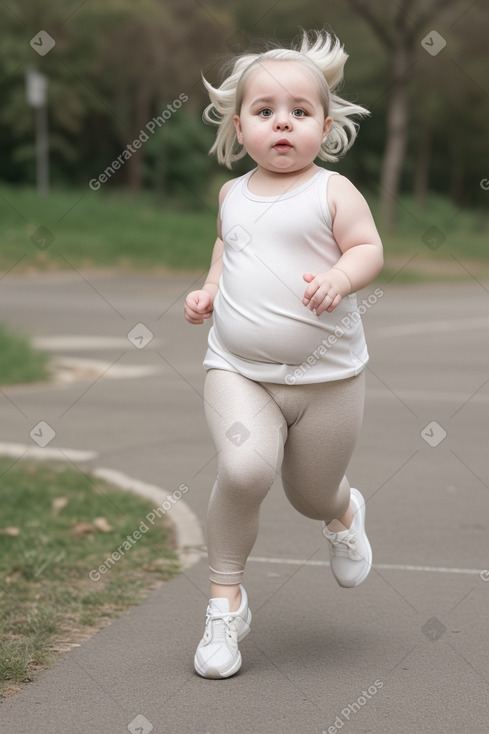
[203,167,369,384]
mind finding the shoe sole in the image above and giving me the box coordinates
[194,608,252,679]
[344,487,372,588]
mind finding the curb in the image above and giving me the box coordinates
[94,467,205,569]
[0,443,205,571]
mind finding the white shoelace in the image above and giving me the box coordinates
[204,612,238,644]
[327,530,362,560]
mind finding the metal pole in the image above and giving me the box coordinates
[26,68,49,196]
[35,103,49,196]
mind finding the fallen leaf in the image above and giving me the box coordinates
[52,496,69,514]
[70,522,94,537]
[93,517,114,533]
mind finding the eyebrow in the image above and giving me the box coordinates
[249,95,314,108]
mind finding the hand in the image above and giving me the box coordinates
[302,269,351,315]
[184,289,215,324]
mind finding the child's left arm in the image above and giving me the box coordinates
[303,175,383,315]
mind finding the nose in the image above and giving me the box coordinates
[273,115,292,131]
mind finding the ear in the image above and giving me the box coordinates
[233,114,244,145]
[322,116,333,141]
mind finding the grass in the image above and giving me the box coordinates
[0,322,50,385]
[0,184,488,279]
[368,192,489,282]
[0,184,217,271]
[0,183,487,386]
[0,457,180,697]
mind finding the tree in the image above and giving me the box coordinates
[410,1,489,209]
[0,0,232,190]
[93,0,230,190]
[345,0,462,230]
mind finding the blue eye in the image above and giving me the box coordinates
[293,109,307,117]
[259,108,272,117]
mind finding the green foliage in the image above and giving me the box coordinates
[0,0,232,189]
[0,184,217,271]
[0,458,179,691]
[0,185,487,281]
[143,109,216,205]
[0,322,49,385]
[0,0,487,211]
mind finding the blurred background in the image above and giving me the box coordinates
[1,0,488,703]
[0,0,488,276]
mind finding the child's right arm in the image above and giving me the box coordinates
[184,236,224,324]
[184,180,233,325]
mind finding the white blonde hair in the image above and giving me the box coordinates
[202,29,369,168]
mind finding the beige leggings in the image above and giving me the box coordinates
[204,368,365,585]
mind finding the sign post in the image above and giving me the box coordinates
[26,68,49,196]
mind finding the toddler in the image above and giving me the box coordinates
[184,29,383,679]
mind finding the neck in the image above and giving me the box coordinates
[254,163,318,184]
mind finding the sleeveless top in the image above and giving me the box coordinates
[203,167,369,384]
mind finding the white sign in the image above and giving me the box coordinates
[26,68,47,107]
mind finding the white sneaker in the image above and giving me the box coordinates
[322,488,372,588]
[194,585,252,679]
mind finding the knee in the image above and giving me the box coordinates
[218,459,276,503]
[283,479,349,522]
[284,487,324,520]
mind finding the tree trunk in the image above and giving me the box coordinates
[125,88,152,191]
[414,122,432,209]
[125,147,144,191]
[379,42,411,231]
[449,139,465,206]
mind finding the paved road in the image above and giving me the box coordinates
[0,271,488,734]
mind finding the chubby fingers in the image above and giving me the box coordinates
[303,273,332,309]
[184,292,213,324]
[302,274,342,315]
[184,303,204,323]
[308,284,340,314]
[315,290,342,315]
[302,272,317,306]
[185,308,212,324]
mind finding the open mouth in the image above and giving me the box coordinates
[274,140,293,151]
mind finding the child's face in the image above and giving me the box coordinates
[233,60,332,175]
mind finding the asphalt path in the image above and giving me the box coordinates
[0,271,488,734]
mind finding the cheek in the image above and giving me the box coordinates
[306,123,327,147]
[241,122,267,147]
